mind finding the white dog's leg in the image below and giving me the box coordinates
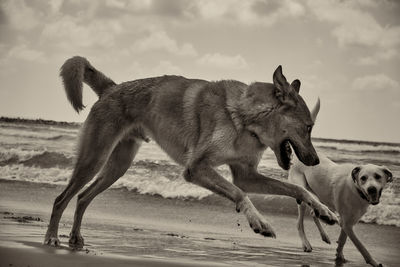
[335,229,347,265]
[297,202,313,252]
[343,225,382,267]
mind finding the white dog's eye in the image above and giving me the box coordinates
[375,174,381,180]
[360,176,367,182]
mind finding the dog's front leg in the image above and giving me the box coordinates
[343,225,382,267]
[230,164,338,225]
[335,229,347,265]
[184,161,276,238]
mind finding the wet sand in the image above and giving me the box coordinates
[0,180,399,266]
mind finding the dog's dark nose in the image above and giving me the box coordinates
[367,186,377,195]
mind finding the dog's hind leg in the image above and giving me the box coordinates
[44,111,127,247]
[68,138,141,248]
[297,202,313,252]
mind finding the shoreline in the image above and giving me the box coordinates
[1,179,399,227]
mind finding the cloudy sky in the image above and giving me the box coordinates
[0,0,399,143]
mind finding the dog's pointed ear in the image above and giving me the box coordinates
[310,97,320,123]
[291,79,301,93]
[273,65,288,91]
[352,166,361,182]
[273,65,291,104]
[381,166,393,183]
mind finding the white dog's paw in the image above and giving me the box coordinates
[302,242,312,252]
[335,255,346,266]
[237,197,276,238]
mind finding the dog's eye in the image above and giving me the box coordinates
[374,174,381,180]
[250,131,259,139]
[307,125,312,133]
[360,176,367,182]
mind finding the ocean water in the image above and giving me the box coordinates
[0,121,399,227]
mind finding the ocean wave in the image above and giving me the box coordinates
[0,162,212,199]
[116,173,212,199]
[317,146,400,157]
[21,151,74,169]
[0,165,71,184]
[0,147,46,164]
[0,132,76,141]
[0,149,74,169]
[0,126,77,140]
[0,161,398,227]
[314,141,400,154]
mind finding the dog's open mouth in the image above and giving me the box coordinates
[368,188,382,205]
[277,139,293,170]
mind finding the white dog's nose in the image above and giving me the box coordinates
[367,186,377,195]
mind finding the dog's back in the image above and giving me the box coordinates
[289,153,353,212]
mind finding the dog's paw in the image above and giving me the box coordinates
[368,260,383,267]
[335,257,346,266]
[302,242,312,252]
[238,197,276,238]
[69,233,84,249]
[44,236,60,247]
[306,196,338,225]
[335,251,347,266]
[248,217,276,238]
[321,233,331,244]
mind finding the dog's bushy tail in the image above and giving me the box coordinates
[60,56,116,113]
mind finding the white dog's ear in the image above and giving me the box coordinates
[381,167,393,183]
[310,98,320,123]
[352,166,361,182]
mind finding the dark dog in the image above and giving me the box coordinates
[44,56,337,248]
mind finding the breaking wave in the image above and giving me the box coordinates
[1,122,399,227]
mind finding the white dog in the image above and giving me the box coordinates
[288,101,393,267]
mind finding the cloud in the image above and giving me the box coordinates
[1,0,43,31]
[352,74,399,91]
[132,30,197,56]
[307,0,399,48]
[152,60,182,75]
[192,0,305,26]
[354,49,399,66]
[197,53,248,69]
[307,0,400,64]
[0,44,45,64]
[41,16,122,49]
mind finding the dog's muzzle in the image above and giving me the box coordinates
[367,186,381,205]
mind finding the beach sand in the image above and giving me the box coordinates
[0,180,399,267]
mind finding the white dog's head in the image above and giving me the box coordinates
[351,164,393,205]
